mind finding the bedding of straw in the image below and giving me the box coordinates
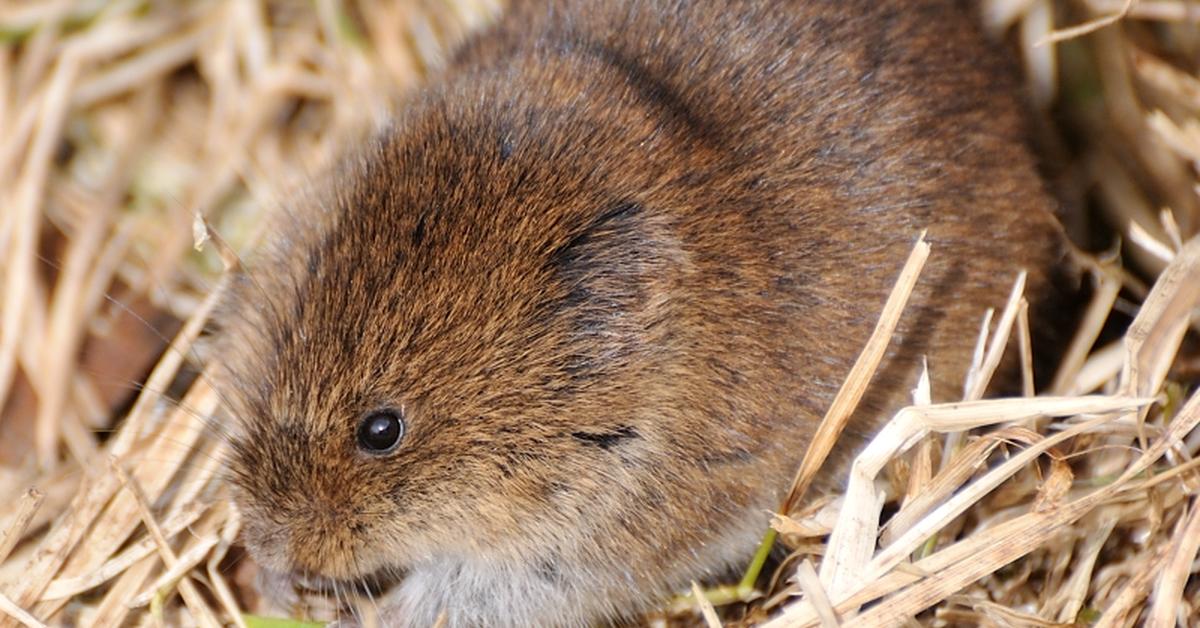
[1,0,1199,626]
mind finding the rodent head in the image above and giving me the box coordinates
[217,76,691,583]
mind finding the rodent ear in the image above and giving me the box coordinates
[545,199,676,383]
[548,201,646,272]
[548,200,669,316]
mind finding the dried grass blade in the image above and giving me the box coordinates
[1042,514,1117,622]
[72,27,207,107]
[41,501,206,600]
[34,382,219,619]
[0,472,123,628]
[1094,542,1172,628]
[111,462,220,628]
[691,581,722,628]
[6,50,79,465]
[820,395,1144,604]
[869,414,1119,583]
[128,533,220,609]
[1020,0,1056,106]
[779,233,929,514]
[0,592,45,628]
[1036,0,1132,45]
[206,507,247,628]
[1016,299,1034,397]
[1143,497,1200,627]
[857,388,1199,627]
[1120,236,1200,398]
[0,490,43,564]
[794,559,838,627]
[882,436,1003,547]
[1050,269,1121,395]
[1073,340,1124,395]
[86,555,158,628]
[964,272,1026,401]
[767,394,1154,627]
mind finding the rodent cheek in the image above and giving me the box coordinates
[237,509,293,574]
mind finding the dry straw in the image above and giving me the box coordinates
[1,0,1199,626]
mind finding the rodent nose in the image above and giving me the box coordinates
[280,506,362,578]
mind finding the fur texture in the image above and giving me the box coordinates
[219,0,1072,625]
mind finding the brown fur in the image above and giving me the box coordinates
[218,0,1072,625]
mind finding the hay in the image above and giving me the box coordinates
[1,0,1198,626]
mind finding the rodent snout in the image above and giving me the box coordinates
[242,503,368,580]
[232,459,389,581]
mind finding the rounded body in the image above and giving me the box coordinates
[220,1,1069,625]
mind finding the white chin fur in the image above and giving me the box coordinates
[379,557,595,627]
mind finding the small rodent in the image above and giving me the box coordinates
[217,0,1072,625]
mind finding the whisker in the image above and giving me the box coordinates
[33,251,245,434]
[352,549,383,626]
[334,574,345,626]
[69,365,234,440]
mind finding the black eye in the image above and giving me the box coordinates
[356,409,405,454]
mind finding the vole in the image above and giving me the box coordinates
[216,0,1072,625]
